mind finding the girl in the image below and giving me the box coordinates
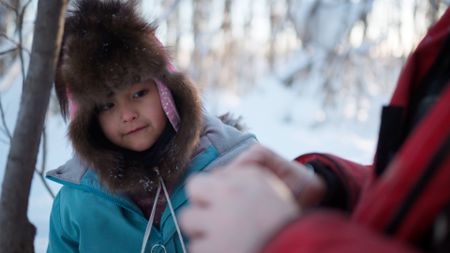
[46,0,256,252]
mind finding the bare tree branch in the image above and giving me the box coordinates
[0,0,18,13]
[0,0,34,78]
[0,47,18,56]
[17,0,33,80]
[0,95,12,139]
[36,126,55,198]
[0,32,31,55]
[4,119,56,197]
[0,0,68,252]
[0,100,9,143]
[35,170,55,198]
[39,125,47,173]
[0,32,18,45]
[2,127,56,198]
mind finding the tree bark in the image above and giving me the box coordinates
[0,0,68,252]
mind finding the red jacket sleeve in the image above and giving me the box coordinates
[295,153,371,212]
[261,211,420,253]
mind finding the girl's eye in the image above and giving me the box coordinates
[98,102,115,112]
[132,89,148,99]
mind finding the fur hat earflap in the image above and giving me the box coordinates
[55,0,203,194]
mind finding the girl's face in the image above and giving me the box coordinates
[97,80,167,152]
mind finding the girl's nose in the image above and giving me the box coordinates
[121,107,138,123]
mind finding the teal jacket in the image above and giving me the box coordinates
[46,115,256,253]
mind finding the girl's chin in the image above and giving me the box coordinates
[125,139,156,152]
[127,144,152,152]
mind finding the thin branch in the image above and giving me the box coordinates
[0,124,11,142]
[0,0,19,13]
[18,1,34,28]
[0,96,12,139]
[0,33,31,55]
[17,0,33,80]
[36,125,55,198]
[0,47,18,56]
[39,125,47,174]
[0,32,18,44]
[34,170,55,198]
[0,126,10,139]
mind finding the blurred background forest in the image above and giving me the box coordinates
[0,0,449,251]
[1,0,448,122]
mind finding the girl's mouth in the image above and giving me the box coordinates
[125,125,147,135]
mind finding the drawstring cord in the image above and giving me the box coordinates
[158,174,188,253]
[140,169,187,253]
[140,183,161,253]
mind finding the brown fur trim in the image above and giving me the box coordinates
[58,0,202,194]
[60,0,166,107]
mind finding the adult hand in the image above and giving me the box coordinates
[180,166,300,253]
[228,144,326,208]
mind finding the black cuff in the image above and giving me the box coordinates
[307,160,351,212]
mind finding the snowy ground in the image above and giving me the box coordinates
[0,73,387,252]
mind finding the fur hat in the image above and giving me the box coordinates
[55,0,203,193]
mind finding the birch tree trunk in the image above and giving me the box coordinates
[0,1,68,252]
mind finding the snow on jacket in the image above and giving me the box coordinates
[262,8,450,253]
[46,114,257,253]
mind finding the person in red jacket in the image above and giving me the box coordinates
[179,7,450,253]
